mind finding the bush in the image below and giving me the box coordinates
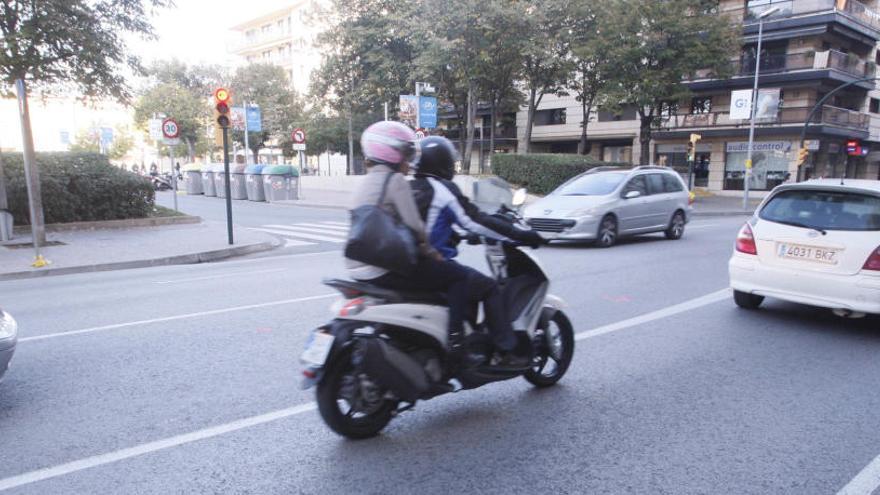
[1,152,155,225]
[493,154,630,195]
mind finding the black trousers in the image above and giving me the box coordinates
[370,259,516,352]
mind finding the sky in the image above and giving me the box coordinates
[130,0,301,66]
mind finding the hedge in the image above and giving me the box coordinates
[1,152,155,225]
[493,154,630,195]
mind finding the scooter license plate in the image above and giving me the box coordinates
[301,332,335,366]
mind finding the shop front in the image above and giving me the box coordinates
[723,140,793,191]
[655,143,712,187]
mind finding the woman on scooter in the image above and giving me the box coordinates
[345,121,474,362]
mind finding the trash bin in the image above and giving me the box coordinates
[230,164,248,200]
[245,164,267,202]
[215,164,230,198]
[262,165,299,202]
[202,164,218,197]
[184,164,203,195]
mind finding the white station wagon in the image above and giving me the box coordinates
[729,179,880,317]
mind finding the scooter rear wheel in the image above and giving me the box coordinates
[316,347,398,439]
[524,311,575,387]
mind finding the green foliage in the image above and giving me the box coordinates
[68,125,135,160]
[0,152,154,224]
[493,154,629,195]
[231,64,304,161]
[0,0,172,100]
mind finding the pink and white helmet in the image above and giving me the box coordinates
[360,121,417,167]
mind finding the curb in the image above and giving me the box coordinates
[13,215,201,234]
[0,238,282,282]
[692,211,755,217]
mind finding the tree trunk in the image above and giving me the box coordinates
[523,87,537,154]
[14,79,46,246]
[185,137,195,162]
[488,101,496,174]
[639,115,652,165]
[463,84,476,174]
[252,146,260,165]
[347,109,354,175]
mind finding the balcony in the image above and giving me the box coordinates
[440,127,518,141]
[657,105,870,138]
[721,0,880,39]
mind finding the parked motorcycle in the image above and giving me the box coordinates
[151,173,173,191]
[301,180,575,439]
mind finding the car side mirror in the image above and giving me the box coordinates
[624,190,641,199]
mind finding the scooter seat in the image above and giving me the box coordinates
[323,279,448,305]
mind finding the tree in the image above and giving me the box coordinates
[600,0,737,164]
[520,0,572,153]
[0,0,171,244]
[231,64,303,164]
[69,125,134,160]
[567,1,611,155]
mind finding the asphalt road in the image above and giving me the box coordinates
[1,207,879,494]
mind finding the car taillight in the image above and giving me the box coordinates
[735,223,758,255]
[863,245,880,271]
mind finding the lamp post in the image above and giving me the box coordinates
[743,6,780,211]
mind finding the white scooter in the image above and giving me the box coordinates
[300,181,574,439]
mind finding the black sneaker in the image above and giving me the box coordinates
[489,351,530,371]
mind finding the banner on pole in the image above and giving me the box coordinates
[419,96,438,129]
[399,95,418,128]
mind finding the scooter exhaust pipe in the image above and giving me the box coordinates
[357,338,430,403]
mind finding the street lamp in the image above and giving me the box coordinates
[743,5,780,210]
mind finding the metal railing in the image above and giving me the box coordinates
[721,0,880,31]
[441,127,517,140]
[733,49,875,78]
[659,104,869,131]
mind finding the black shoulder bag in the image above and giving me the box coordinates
[344,172,418,275]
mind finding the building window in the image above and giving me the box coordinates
[691,96,712,114]
[659,101,678,120]
[604,145,632,163]
[534,108,566,126]
[870,98,880,114]
[745,0,791,21]
[724,141,791,191]
[598,105,637,122]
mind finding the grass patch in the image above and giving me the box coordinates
[149,205,186,218]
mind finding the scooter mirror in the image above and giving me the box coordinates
[511,188,527,207]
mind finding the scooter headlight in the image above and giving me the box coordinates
[0,311,18,341]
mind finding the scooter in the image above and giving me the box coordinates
[151,173,173,191]
[300,181,575,439]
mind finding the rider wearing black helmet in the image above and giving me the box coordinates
[412,136,543,368]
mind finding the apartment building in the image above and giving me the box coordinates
[228,1,326,94]
[522,0,880,194]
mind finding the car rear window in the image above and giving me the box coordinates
[555,173,626,196]
[759,189,880,231]
[662,174,684,193]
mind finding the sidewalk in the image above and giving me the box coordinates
[691,195,763,217]
[0,221,281,281]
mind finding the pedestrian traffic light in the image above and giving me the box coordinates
[214,88,231,129]
[797,146,809,167]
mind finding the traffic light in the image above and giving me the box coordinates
[687,133,701,162]
[797,146,809,167]
[214,88,231,128]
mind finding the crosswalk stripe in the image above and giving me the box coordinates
[283,239,317,247]
[263,224,348,237]
[253,228,345,243]
[294,222,348,232]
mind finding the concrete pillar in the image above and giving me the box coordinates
[707,140,726,192]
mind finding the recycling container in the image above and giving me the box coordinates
[201,164,218,197]
[245,164,267,202]
[261,165,299,202]
[215,164,230,199]
[184,164,203,195]
[230,164,249,200]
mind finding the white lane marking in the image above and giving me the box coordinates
[153,268,288,284]
[686,223,720,230]
[837,454,880,495]
[322,221,349,227]
[295,222,348,232]
[18,294,337,343]
[0,288,731,491]
[285,239,317,247]
[0,402,317,492]
[252,228,345,243]
[264,224,349,238]
[575,289,730,341]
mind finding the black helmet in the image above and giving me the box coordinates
[415,136,458,180]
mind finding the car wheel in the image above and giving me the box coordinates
[665,211,686,240]
[596,215,617,248]
[733,290,764,310]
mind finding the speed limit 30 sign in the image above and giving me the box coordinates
[162,118,180,139]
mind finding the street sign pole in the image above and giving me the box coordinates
[243,101,250,165]
[298,150,305,199]
[169,145,178,212]
[222,127,234,245]
[14,79,48,267]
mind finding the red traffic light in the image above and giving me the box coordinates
[214,88,230,103]
[216,102,229,114]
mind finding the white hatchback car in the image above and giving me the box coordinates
[729,179,880,316]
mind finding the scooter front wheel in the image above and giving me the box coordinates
[316,347,398,439]
[524,310,575,387]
